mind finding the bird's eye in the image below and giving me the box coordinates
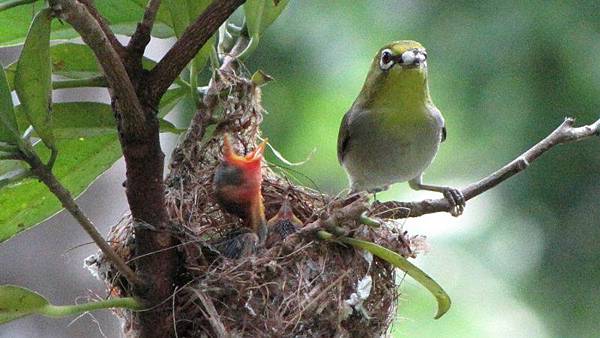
[379,49,394,70]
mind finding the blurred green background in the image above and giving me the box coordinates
[2,1,599,337]
[248,1,600,337]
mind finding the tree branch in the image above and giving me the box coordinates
[49,0,147,137]
[373,117,600,219]
[23,152,144,288]
[77,0,126,57]
[147,0,246,100]
[127,0,161,58]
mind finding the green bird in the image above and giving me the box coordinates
[337,40,465,216]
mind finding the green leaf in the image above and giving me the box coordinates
[6,43,155,90]
[240,0,289,59]
[0,0,37,12]
[0,284,48,324]
[159,85,188,118]
[319,231,452,319]
[0,134,122,242]
[250,69,274,87]
[0,66,19,143]
[0,285,141,324]
[164,0,190,38]
[14,8,54,149]
[48,43,102,79]
[187,0,214,71]
[167,92,197,129]
[159,118,185,134]
[15,102,116,139]
[244,0,289,38]
[164,0,213,88]
[9,96,186,140]
[0,1,175,47]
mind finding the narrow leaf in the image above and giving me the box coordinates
[0,66,18,143]
[159,86,188,118]
[244,0,290,38]
[0,0,37,12]
[0,1,175,47]
[6,43,156,90]
[48,43,102,79]
[0,285,140,324]
[164,0,213,87]
[12,100,186,139]
[0,285,48,324]
[318,230,452,320]
[188,0,214,71]
[15,102,116,139]
[159,118,185,134]
[339,235,451,319]
[14,8,54,149]
[250,69,274,87]
[0,135,122,242]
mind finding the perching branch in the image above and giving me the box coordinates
[373,117,600,219]
[127,0,161,58]
[147,0,246,99]
[49,0,147,137]
[22,151,144,288]
[300,197,370,236]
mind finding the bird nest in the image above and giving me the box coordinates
[87,69,427,337]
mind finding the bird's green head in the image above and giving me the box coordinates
[375,40,427,72]
[356,40,431,108]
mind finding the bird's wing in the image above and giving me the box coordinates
[337,111,351,163]
[430,105,447,143]
[442,125,447,142]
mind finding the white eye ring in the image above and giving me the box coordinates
[379,49,394,70]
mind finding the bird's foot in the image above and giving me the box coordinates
[441,187,465,217]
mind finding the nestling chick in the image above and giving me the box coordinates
[265,196,302,248]
[213,134,268,243]
[214,231,259,259]
[337,40,465,216]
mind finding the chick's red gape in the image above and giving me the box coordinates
[213,134,268,243]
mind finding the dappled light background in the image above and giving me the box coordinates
[2,1,600,337]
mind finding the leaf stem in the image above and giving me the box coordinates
[52,76,107,89]
[0,0,36,11]
[44,297,141,318]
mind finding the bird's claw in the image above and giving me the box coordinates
[443,188,465,217]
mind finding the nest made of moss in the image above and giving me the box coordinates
[86,68,427,338]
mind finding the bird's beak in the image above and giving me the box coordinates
[400,49,427,68]
[222,134,266,164]
[248,138,267,161]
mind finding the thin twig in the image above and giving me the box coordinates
[192,288,229,337]
[147,0,246,99]
[127,0,161,57]
[23,152,144,288]
[374,117,600,218]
